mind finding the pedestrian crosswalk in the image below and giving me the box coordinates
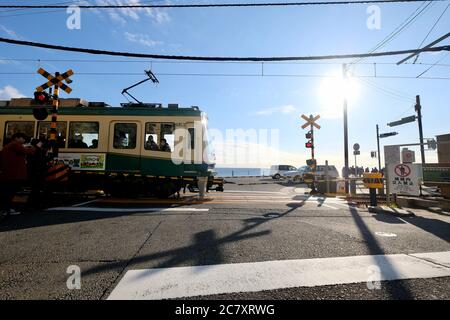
[202,190,355,209]
[45,189,356,212]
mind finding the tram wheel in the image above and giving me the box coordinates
[153,180,181,199]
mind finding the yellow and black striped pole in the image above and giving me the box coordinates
[49,73,60,158]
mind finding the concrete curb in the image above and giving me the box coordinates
[368,206,415,217]
[428,206,450,216]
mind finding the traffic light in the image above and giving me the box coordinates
[33,91,50,120]
[427,139,437,150]
[33,91,51,104]
[305,141,313,148]
[305,131,312,139]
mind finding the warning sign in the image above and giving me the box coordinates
[394,164,411,177]
[388,163,422,196]
[363,173,383,189]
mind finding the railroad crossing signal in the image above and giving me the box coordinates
[36,68,73,94]
[301,114,320,192]
[301,114,321,129]
[33,91,50,104]
[35,67,74,158]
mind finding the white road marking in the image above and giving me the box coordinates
[108,251,450,300]
[72,198,101,207]
[46,207,209,213]
[318,203,338,210]
[409,251,450,268]
[223,190,284,195]
[329,201,353,208]
[375,232,397,238]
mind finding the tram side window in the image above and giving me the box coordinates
[113,123,137,149]
[3,121,35,146]
[188,128,195,149]
[144,123,159,151]
[161,123,175,152]
[38,121,67,148]
[68,122,99,149]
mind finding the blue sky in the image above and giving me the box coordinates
[0,0,449,169]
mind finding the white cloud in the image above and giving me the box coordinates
[0,24,20,39]
[0,85,25,100]
[95,0,170,25]
[256,105,297,116]
[124,32,162,47]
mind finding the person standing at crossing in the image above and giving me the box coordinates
[0,133,42,217]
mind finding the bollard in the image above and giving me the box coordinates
[350,178,357,195]
[369,188,377,207]
[197,176,208,199]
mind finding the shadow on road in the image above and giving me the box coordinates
[81,200,308,286]
[348,206,414,299]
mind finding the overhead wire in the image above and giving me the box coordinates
[0,1,448,9]
[350,1,435,66]
[415,2,450,52]
[0,71,448,80]
[416,51,450,76]
[0,36,449,61]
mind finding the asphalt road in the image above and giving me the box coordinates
[0,177,449,300]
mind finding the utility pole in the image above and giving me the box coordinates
[310,121,315,168]
[343,63,349,194]
[376,124,381,171]
[415,95,425,166]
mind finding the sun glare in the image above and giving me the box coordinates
[316,70,360,118]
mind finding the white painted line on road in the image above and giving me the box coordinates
[46,207,209,213]
[72,198,101,207]
[409,251,450,268]
[375,232,397,238]
[318,203,338,210]
[328,202,353,208]
[224,190,285,195]
[108,251,450,300]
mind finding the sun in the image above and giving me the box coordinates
[316,70,360,118]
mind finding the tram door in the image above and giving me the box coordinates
[107,121,141,172]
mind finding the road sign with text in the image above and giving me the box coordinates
[388,163,422,196]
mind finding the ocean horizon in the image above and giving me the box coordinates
[214,167,271,177]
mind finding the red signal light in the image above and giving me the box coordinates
[34,91,50,104]
[305,141,313,148]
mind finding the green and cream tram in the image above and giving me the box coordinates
[0,98,222,198]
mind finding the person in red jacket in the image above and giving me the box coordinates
[0,133,42,216]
